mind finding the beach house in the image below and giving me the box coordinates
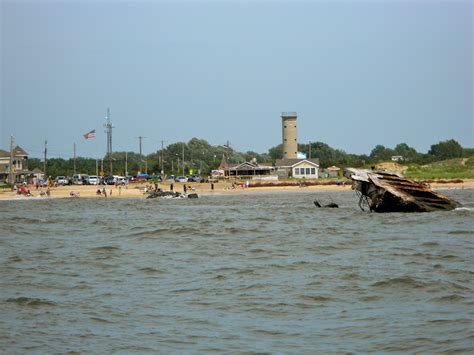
[275,158,320,179]
[0,146,29,182]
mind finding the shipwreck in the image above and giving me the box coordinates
[344,168,460,212]
[146,190,198,199]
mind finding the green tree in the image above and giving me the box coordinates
[428,139,464,160]
[369,145,394,163]
[393,143,421,162]
[268,144,283,161]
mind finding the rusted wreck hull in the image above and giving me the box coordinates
[344,168,460,212]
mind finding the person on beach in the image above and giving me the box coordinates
[96,189,102,196]
[102,187,107,198]
[46,187,51,197]
[170,183,174,191]
[183,184,187,194]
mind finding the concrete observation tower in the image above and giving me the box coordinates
[281,112,298,159]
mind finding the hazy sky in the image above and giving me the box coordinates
[1,0,472,159]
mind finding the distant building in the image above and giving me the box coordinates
[31,168,44,180]
[275,158,320,179]
[0,146,29,182]
[391,155,404,162]
[326,165,341,178]
[223,160,276,180]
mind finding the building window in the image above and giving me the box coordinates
[306,168,311,175]
[295,168,299,175]
[311,168,315,175]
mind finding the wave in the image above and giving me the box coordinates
[138,267,164,274]
[454,207,474,212]
[6,297,56,307]
[90,246,121,252]
[371,276,427,289]
[431,294,466,303]
[297,294,334,302]
[447,230,474,236]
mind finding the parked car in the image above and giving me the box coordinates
[187,175,201,182]
[103,175,117,185]
[175,176,188,183]
[87,175,100,185]
[134,173,149,182]
[115,176,127,185]
[55,176,69,185]
[72,174,89,185]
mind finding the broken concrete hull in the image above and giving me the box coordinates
[345,168,460,213]
[147,191,198,199]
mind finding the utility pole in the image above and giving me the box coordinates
[8,135,14,185]
[44,140,48,179]
[160,140,164,174]
[136,136,147,173]
[182,143,185,175]
[309,141,312,159]
[95,159,99,177]
[73,142,76,175]
[125,151,128,176]
[103,108,114,175]
[136,136,147,156]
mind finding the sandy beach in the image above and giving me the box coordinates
[1,179,473,201]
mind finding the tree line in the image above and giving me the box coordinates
[26,138,472,178]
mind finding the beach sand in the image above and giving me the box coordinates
[1,179,473,201]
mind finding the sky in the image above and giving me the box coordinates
[1,0,472,159]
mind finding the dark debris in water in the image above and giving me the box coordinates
[6,297,57,307]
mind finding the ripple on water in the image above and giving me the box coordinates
[371,276,427,289]
[5,297,57,307]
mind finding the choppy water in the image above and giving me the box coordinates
[1,189,473,353]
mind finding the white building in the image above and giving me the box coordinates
[275,158,320,179]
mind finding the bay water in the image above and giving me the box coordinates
[1,189,473,352]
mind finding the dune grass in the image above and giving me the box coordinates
[404,157,474,180]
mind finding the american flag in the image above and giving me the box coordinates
[83,129,96,139]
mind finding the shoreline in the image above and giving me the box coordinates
[1,179,473,201]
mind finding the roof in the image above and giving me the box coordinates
[327,166,340,171]
[0,146,28,158]
[229,161,275,171]
[275,158,320,168]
